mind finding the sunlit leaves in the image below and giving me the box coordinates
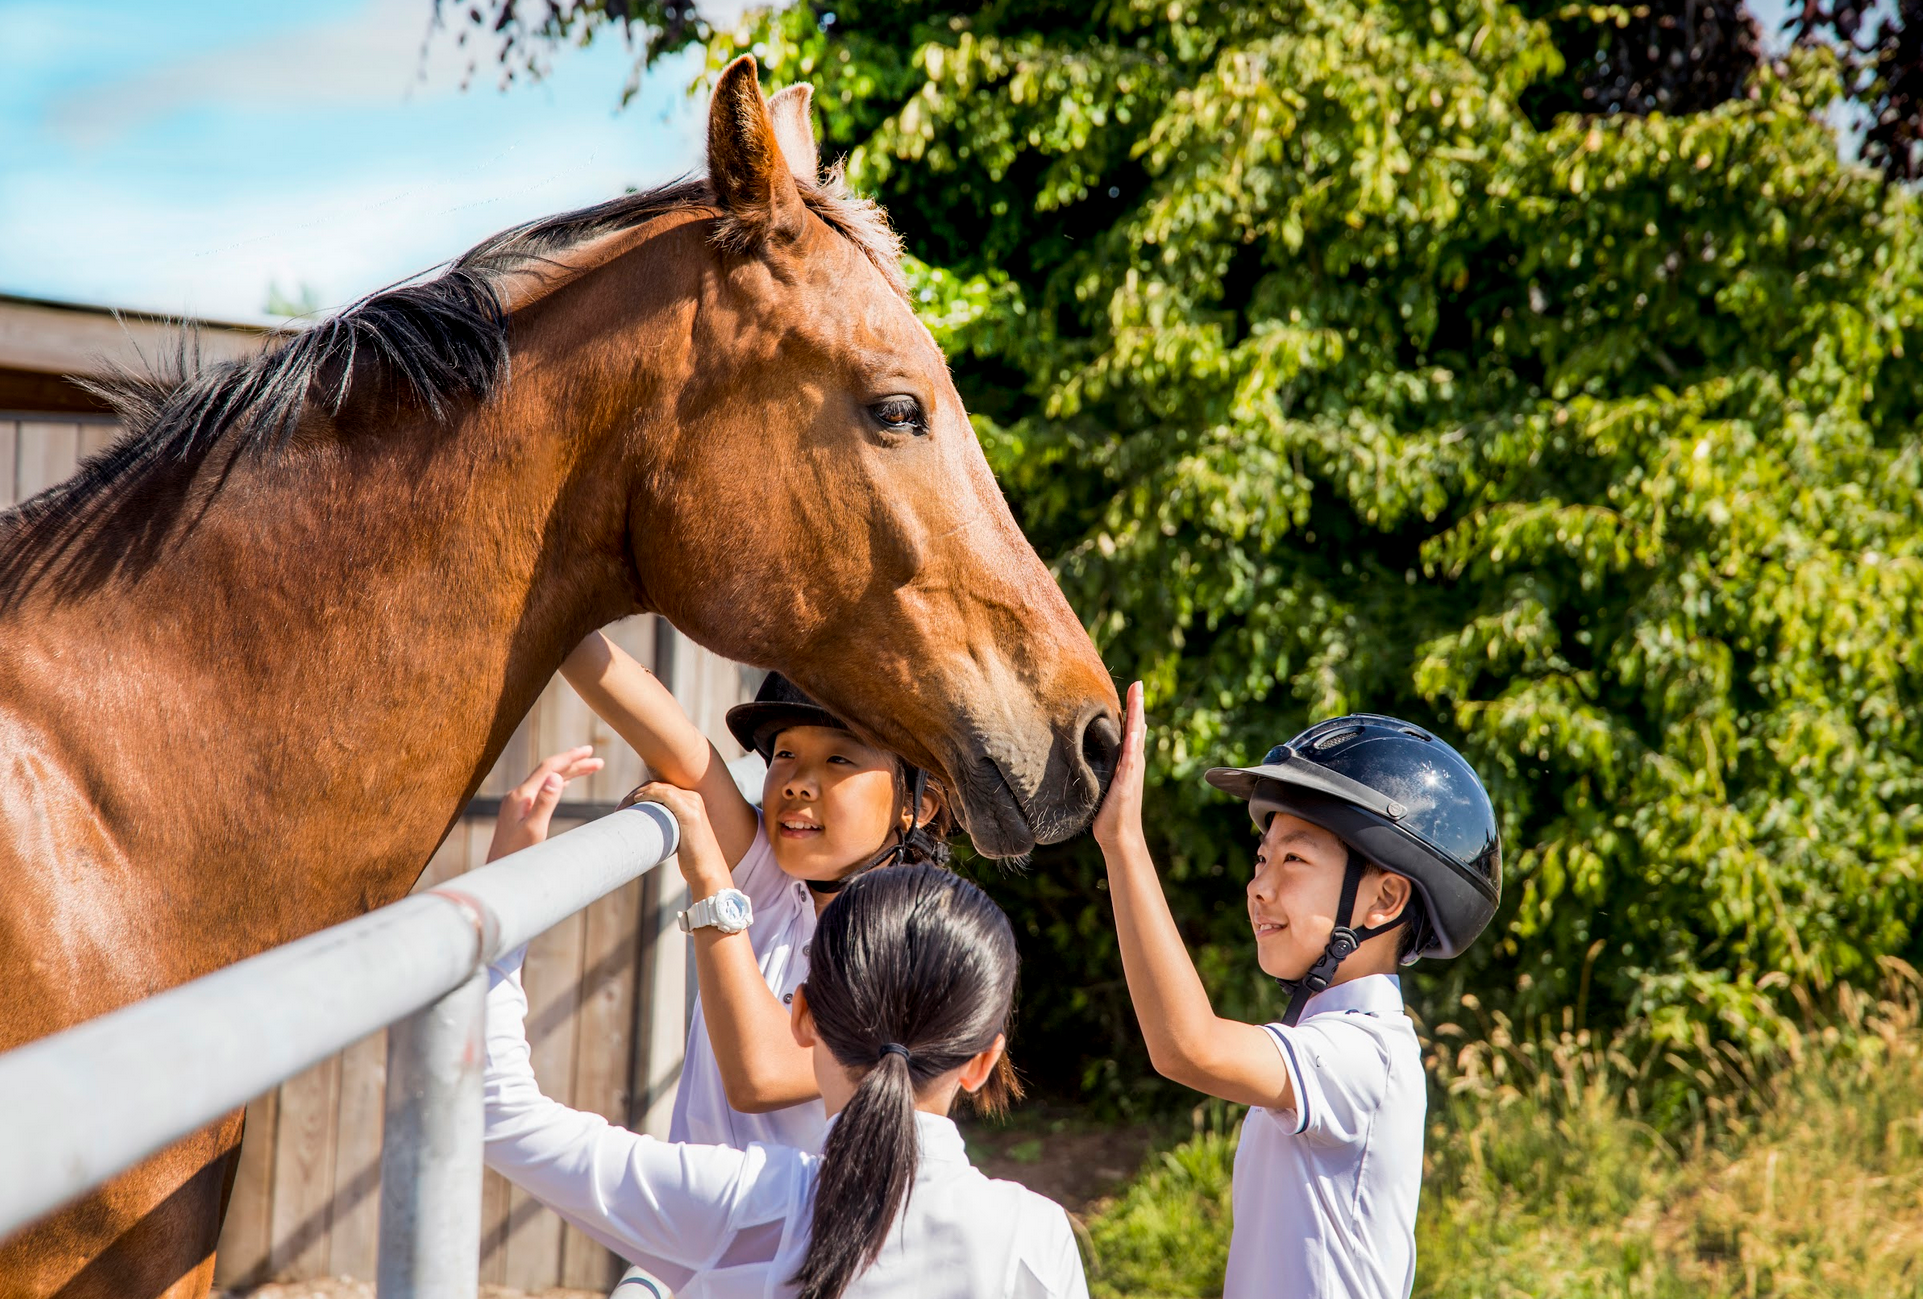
[680,3,1923,1076]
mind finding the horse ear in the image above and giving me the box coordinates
[707,54,807,238]
[767,84,819,184]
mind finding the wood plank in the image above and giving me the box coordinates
[0,296,264,378]
[211,1090,278,1288]
[632,864,689,1138]
[587,616,654,804]
[0,421,16,508]
[15,420,80,500]
[0,366,113,415]
[537,671,594,802]
[327,1028,388,1279]
[267,1053,342,1280]
[561,875,643,1289]
[480,696,538,798]
[77,421,118,459]
[501,1182,560,1293]
[414,818,472,893]
[466,813,494,875]
[479,1167,512,1285]
[502,901,588,1288]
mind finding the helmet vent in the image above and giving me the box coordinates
[1313,726,1362,751]
[1401,727,1433,741]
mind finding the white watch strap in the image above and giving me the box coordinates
[681,895,715,930]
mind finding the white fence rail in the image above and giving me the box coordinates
[0,802,679,1297]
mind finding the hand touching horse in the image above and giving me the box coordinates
[0,59,1118,1299]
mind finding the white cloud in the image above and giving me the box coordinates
[4,119,699,320]
[2,0,792,319]
[46,0,784,145]
[47,0,634,144]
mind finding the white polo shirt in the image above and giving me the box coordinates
[483,953,1089,1299]
[670,819,828,1154]
[1224,974,1425,1299]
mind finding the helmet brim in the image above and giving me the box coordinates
[1206,752,1413,822]
[1207,760,1498,960]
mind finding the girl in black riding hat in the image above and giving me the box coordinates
[485,630,971,1159]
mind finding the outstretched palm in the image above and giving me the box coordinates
[487,746,606,862]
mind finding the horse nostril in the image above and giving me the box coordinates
[1080,710,1122,793]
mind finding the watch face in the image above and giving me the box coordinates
[714,892,751,930]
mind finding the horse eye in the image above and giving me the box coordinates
[869,396,926,435]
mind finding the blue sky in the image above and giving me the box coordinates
[1,0,1826,325]
[0,0,730,322]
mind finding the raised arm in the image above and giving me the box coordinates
[562,630,758,865]
[484,947,761,1271]
[642,782,822,1114]
[479,754,764,1268]
[1093,682,1297,1111]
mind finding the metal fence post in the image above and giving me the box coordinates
[377,968,487,1299]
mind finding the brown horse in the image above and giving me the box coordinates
[0,57,1119,1299]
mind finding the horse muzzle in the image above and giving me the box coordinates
[949,699,1121,857]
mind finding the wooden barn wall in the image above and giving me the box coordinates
[1,416,757,1292]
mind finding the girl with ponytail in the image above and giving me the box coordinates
[480,858,1087,1299]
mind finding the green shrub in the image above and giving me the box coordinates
[1084,1120,1238,1299]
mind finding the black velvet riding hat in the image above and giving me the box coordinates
[724,673,850,761]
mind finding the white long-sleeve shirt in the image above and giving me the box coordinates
[483,952,1090,1299]
[671,819,827,1153]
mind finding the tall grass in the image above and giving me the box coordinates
[1083,963,1923,1298]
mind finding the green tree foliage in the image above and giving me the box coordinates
[463,0,1923,1103]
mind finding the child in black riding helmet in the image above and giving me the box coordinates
[1092,682,1502,1299]
[486,633,961,1162]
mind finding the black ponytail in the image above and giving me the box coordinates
[791,866,1019,1299]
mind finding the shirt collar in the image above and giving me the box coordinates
[819,1110,970,1167]
[1298,972,1403,1020]
[913,1111,969,1165]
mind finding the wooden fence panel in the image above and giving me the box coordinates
[216,1092,278,1288]
[0,421,18,507]
[327,1028,388,1278]
[14,420,80,501]
[78,421,117,459]
[266,1052,341,1279]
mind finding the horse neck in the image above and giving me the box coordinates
[7,369,648,938]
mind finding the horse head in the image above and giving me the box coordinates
[590,59,1120,854]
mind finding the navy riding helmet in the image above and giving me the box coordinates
[1206,714,1501,1023]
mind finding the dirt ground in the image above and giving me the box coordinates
[958,1109,1168,1216]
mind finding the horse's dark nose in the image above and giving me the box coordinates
[1078,706,1123,800]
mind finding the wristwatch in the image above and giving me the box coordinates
[677,888,753,935]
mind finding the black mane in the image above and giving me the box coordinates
[1,170,903,558]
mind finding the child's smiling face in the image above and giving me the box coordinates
[762,725,903,883]
[1246,812,1358,980]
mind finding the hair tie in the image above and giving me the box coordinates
[878,1042,911,1064]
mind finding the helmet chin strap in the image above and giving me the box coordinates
[805,767,928,896]
[1274,849,1412,1026]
